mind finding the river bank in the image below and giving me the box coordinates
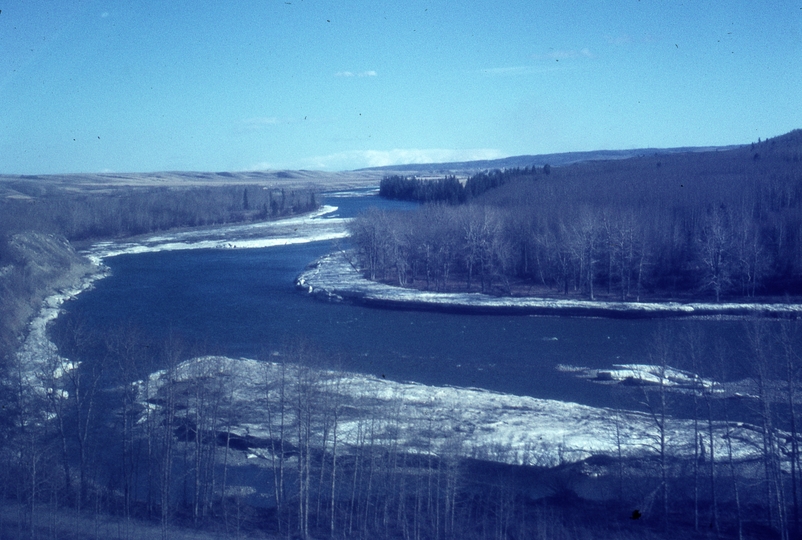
[297,251,802,319]
[14,205,348,396]
[81,204,347,261]
[1,232,99,390]
[16,203,768,468]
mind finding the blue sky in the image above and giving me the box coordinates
[2,1,800,174]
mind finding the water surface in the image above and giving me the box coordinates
[53,192,747,410]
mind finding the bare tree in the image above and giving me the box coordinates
[745,320,789,540]
[157,335,185,540]
[780,321,802,535]
[641,326,674,530]
[348,208,393,281]
[261,360,289,534]
[698,207,734,302]
[570,208,600,300]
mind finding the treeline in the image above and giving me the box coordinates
[379,166,547,204]
[379,175,465,204]
[2,321,802,539]
[0,184,318,242]
[358,131,802,301]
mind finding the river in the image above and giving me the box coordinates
[52,190,750,411]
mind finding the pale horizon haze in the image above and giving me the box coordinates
[1,0,800,174]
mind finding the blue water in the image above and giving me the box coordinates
[53,191,747,410]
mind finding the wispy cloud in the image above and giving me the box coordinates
[303,148,505,170]
[335,70,378,78]
[246,161,277,171]
[534,48,594,61]
[605,34,659,46]
[481,49,594,76]
[478,65,563,76]
[605,34,632,46]
[239,116,282,132]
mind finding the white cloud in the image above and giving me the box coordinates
[479,65,563,76]
[303,148,505,170]
[245,161,277,171]
[537,48,595,60]
[605,34,632,46]
[239,116,282,132]
[335,70,378,78]
[480,66,531,76]
[480,53,592,76]
[100,11,109,18]
[605,34,659,46]
[244,116,280,125]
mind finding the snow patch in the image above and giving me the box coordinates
[559,363,721,391]
[16,267,108,398]
[298,251,802,318]
[85,205,347,260]
[137,356,771,469]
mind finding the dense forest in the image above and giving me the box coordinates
[378,167,544,205]
[354,131,802,302]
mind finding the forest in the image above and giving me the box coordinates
[0,183,318,241]
[356,131,802,302]
[2,134,802,539]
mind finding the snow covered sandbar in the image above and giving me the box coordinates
[138,356,770,469]
[297,251,802,319]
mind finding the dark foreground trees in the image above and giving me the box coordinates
[2,321,802,539]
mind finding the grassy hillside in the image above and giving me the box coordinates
[358,144,744,176]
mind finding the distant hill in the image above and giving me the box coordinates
[0,169,387,198]
[356,145,744,176]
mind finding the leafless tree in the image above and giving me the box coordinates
[641,326,674,530]
[698,207,734,302]
[744,320,789,540]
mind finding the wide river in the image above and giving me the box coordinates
[53,191,748,411]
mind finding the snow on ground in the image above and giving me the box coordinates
[298,251,802,318]
[138,356,769,469]
[324,188,379,198]
[557,363,722,392]
[85,205,348,261]
[16,267,109,398]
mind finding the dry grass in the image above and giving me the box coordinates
[0,169,388,200]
